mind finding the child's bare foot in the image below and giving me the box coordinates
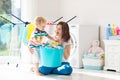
[30,67,34,72]
[35,71,44,76]
[31,67,44,76]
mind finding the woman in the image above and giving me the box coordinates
[39,21,73,75]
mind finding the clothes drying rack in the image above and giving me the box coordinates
[0,14,65,67]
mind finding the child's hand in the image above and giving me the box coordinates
[29,47,34,54]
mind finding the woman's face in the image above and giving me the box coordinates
[55,25,62,37]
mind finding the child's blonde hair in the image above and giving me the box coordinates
[35,16,46,26]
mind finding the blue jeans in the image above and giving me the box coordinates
[39,62,73,75]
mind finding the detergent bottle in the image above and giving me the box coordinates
[116,26,120,35]
[111,24,116,36]
[106,24,112,40]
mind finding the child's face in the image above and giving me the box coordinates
[36,23,46,30]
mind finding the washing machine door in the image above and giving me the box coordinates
[68,32,80,68]
[70,33,77,56]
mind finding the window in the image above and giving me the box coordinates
[0,0,21,64]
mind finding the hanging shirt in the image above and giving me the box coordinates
[0,24,12,44]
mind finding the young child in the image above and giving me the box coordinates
[28,16,54,75]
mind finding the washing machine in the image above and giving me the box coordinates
[45,24,99,68]
[68,24,99,68]
[68,24,81,68]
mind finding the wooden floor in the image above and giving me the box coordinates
[0,64,120,80]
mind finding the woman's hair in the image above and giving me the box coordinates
[57,21,70,42]
[35,16,46,26]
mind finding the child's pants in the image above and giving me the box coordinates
[39,62,73,75]
[30,47,40,64]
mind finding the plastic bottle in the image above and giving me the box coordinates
[111,24,116,36]
[116,26,119,35]
[118,27,120,35]
[106,24,112,40]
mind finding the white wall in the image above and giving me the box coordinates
[60,0,120,25]
[21,0,60,22]
[21,0,120,27]
[21,0,120,25]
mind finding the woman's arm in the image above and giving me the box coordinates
[64,44,71,60]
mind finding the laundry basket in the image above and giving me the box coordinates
[39,46,64,67]
[82,57,104,70]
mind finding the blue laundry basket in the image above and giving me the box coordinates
[39,46,64,67]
